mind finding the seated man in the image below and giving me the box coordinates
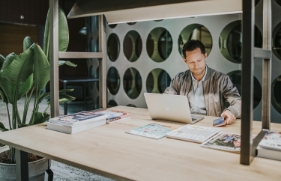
[164,40,241,125]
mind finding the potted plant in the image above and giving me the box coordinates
[0,7,75,180]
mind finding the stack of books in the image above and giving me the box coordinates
[47,112,108,134]
[257,131,281,161]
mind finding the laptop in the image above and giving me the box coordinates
[144,93,204,124]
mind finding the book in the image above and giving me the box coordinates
[256,131,281,161]
[258,131,281,151]
[47,118,106,134]
[201,132,241,152]
[257,146,281,161]
[91,109,130,123]
[49,112,108,126]
[128,123,173,139]
[166,125,221,143]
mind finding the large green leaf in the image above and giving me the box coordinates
[59,60,77,67]
[43,7,69,62]
[2,53,16,70]
[0,88,8,103]
[23,36,34,51]
[33,45,50,91]
[0,122,8,132]
[0,54,4,69]
[30,112,50,125]
[0,48,35,104]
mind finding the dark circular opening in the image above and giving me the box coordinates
[228,71,262,109]
[219,21,262,63]
[127,104,136,107]
[108,100,118,108]
[108,24,117,29]
[178,24,212,57]
[146,69,171,93]
[275,0,281,6]
[107,33,120,62]
[272,76,281,113]
[107,67,120,95]
[146,27,173,62]
[123,68,142,99]
[123,31,142,62]
[127,22,137,25]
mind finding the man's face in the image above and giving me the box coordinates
[183,48,207,77]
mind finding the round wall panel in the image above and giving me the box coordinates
[146,68,171,93]
[272,22,281,60]
[108,99,118,108]
[107,33,120,62]
[178,24,213,57]
[275,0,281,6]
[228,70,262,109]
[107,67,120,95]
[219,20,262,63]
[123,67,142,99]
[146,27,173,62]
[123,30,142,62]
[272,75,281,113]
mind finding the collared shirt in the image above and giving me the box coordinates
[188,67,208,115]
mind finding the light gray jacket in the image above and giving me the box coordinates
[164,67,241,118]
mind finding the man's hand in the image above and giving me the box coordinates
[221,110,236,125]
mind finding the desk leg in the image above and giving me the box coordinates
[84,82,86,110]
[64,82,67,115]
[16,149,29,181]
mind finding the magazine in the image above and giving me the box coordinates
[128,123,173,139]
[259,131,281,151]
[201,132,241,152]
[49,112,108,126]
[166,125,221,143]
[91,109,130,123]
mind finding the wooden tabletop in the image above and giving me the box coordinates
[0,106,281,181]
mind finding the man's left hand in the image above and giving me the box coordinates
[221,110,236,125]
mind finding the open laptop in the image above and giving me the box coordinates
[144,93,204,124]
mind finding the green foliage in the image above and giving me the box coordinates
[0,6,76,163]
[43,7,69,62]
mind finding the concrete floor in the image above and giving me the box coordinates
[0,96,114,181]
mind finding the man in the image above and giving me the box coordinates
[164,40,241,125]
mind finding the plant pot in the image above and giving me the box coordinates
[0,146,48,181]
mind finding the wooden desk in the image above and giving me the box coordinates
[0,106,281,181]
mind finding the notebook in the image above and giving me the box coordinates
[144,93,204,124]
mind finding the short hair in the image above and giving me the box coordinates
[182,40,206,58]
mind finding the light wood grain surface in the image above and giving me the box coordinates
[0,106,281,181]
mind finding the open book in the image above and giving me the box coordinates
[166,125,221,143]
